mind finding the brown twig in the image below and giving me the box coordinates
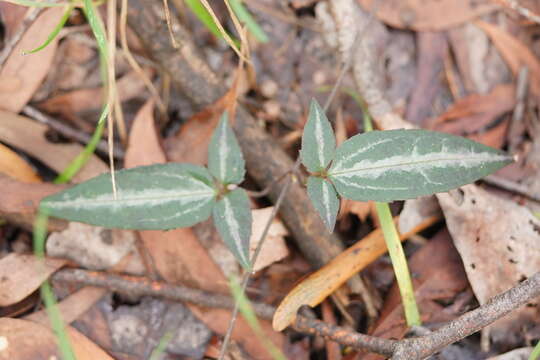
[494,0,540,24]
[52,268,540,359]
[483,174,540,203]
[52,269,276,319]
[392,271,540,359]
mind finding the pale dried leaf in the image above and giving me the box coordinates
[0,111,108,182]
[0,254,65,306]
[0,8,63,112]
[250,207,289,272]
[438,185,540,345]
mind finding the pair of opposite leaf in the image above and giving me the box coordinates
[41,114,254,270]
[301,99,512,232]
[41,100,512,270]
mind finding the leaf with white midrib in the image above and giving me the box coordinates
[307,176,340,232]
[208,112,245,185]
[301,99,336,173]
[40,163,217,230]
[212,188,252,270]
[328,129,513,202]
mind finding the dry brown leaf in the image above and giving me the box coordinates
[475,20,540,97]
[125,100,285,359]
[0,317,61,359]
[428,84,515,148]
[357,0,497,31]
[124,99,165,164]
[272,215,439,331]
[340,199,372,222]
[0,111,108,182]
[38,69,153,119]
[0,174,65,230]
[0,318,113,360]
[0,143,40,183]
[25,286,107,325]
[0,253,66,307]
[250,207,289,272]
[438,185,540,346]
[0,8,63,113]
[165,85,238,165]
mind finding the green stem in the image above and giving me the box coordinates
[33,212,76,360]
[530,340,540,360]
[374,203,421,326]
[362,103,420,326]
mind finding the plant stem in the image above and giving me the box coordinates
[374,203,421,326]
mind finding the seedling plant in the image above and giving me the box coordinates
[37,99,512,357]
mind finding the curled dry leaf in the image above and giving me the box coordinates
[0,111,108,183]
[0,143,40,183]
[357,0,497,31]
[475,20,540,98]
[272,214,439,331]
[0,7,63,113]
[0,253,66,307]
[438,185,540,346]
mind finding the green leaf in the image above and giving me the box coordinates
[307,176,339,232]
[229,0,269,43]
[213,188,252,270]
[208,112,246,185]
[301,99,336,173]
[328,129,512,202]
[41,164,216,230]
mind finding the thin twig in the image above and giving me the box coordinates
[22,105,125,158]
[218,157,302,359]
[392,271,540,359]
[494,0,540,24]
[0,7,43,66]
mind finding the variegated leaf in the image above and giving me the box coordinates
[301,99,336,173]
[212,188,252,270]
[208,112,246,185]
[40,163,216,230]
[307,176,340,232]
[328,129,512,202]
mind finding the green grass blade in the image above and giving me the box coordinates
[229,276,286,360]
[229,0,268,43]
[54,107,107,184]
[149,331,174,360]
[185,0,226,39]
[530,341,540,360]
[1,0,66,7]
[54,0,109,184]
[24,4,73,54]
[33,212,76,360]
[375,202,421,326]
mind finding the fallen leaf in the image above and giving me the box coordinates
[0,253,66,307]
[0,7,64,112]
[475,20,540,97]
[0,111,108,182]
[0,174,66,230]
[250,207,289,272]
[0,317,60,359]
[38,69,153,120]
[428,84,515,148]
[438,185,540,346]
[357,0,497,31]
[46,222,136,270]
[25,286,107,325]
[272,215,439,331]
[0,143,40,183]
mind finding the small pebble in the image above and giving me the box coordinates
[260,79,278,98]
[263,100,281,119]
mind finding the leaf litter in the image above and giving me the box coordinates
[1,0,540,359]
